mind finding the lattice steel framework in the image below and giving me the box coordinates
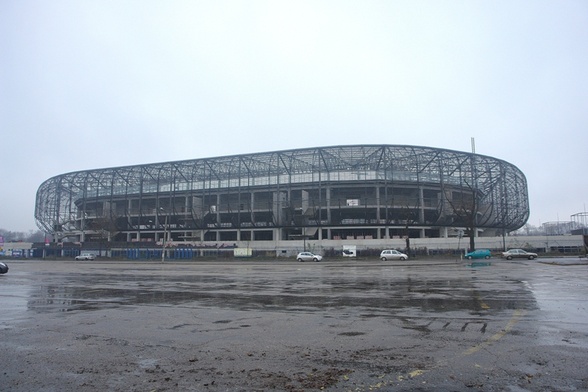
[35,145,529,240]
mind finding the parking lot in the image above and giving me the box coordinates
[1,257,587,391]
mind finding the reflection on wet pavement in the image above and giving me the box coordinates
[3,258,588,392]
[21,264,538,316]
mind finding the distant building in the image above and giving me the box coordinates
[543,221,576,236]
[35,145,529,245]
[571,212,588,235]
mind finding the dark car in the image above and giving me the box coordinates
[464,249,491,259]
[0,262,8,274]
[502,249,538,260]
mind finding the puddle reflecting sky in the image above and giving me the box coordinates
[20,271,538,316]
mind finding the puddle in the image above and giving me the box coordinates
[21,273,539,316]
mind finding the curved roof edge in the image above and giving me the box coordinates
[44,144,519,179]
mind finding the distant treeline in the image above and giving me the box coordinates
[0,229,45,242]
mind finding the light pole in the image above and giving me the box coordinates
[81,212,88,243]
[160,208,169,263]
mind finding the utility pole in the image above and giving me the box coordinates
[160,208,168,263]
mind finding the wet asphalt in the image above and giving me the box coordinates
[1,257,587,391]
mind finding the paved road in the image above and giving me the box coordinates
[1,257,587,391]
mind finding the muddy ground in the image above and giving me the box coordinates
[1,257,587,391]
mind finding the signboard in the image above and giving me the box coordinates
[342,245,356,257]
[346,199,359,206]
[234,248,253,257]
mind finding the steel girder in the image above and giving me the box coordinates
[35,145,529,236]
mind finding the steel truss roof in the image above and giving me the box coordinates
[35,145,529,234]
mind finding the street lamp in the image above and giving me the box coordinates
[81,212,88,243]
[160,208,169,263]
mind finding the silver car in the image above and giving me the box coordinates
[75,253,96,261]
[296,252,323,262]
[502,249,538,260]
[380,249,408,261]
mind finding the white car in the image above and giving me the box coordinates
[75,253,96,261]
[380,249,408,261]
[296,252,323,262]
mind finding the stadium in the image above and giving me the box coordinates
[35,145,530,255]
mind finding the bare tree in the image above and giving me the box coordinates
[387,194,421,255]
[402,202,421,255]
[89,217,120,242]
[445,187,479,252]
[0,229,45,242]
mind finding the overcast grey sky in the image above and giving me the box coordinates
[1,1,586,233]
